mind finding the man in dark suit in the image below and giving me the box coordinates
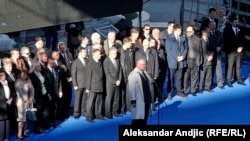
[200,8,219,34]
[85,49,105,122]
[165,24,188,100]
[103,47,122,119]
[71,47,89,119]
[2,57,17,130]
[58,42,74,119]
[223,16,246,87]
[43,58,62,128]
[198,28,214,93]
[208,21,224,89]
[119,37,135,114]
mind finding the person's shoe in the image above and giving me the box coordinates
[16,135,24,140]
[96,116,105,120]
[227,81,233,87]
[191,93,197,96]
[34,128,44,134]
[74,116,80,119]
[167,94,172,100]
[23,133,29,137]
[237,81,246,85]
[198,90,203,94]
[86,117,94,123]
[218,86,224,89]
[114,113,123,117]
[50,123,61,128]
[205,89,214,92]
[106,115,113,119]
[176,93,187,99]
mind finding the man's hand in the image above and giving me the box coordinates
[85,89,90,94]
[67,77,72,82]
[115,80,120,86]
[237,47,243,53]
[59,92,63,98]
[207,55,213,62]
[177,56,184,62]
[6,98,12,105]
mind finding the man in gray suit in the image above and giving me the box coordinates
[103,47,122,119]
[71,47,89,119]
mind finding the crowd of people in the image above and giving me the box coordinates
[0,8,250,141]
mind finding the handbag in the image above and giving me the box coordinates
[26,103,37,121]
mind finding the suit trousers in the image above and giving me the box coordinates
[86,92,103,119]
[0,120,9,140]
[105,85,120,116]
[226,51,243,82]
[74,88,87,117]
[184,59,198,94]
[212,54,224,86]
[168,66,183,95]
[199,65,212,90]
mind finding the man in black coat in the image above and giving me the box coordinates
[223,16,246,87]
[85,49,105,122]
[200,8,219,34]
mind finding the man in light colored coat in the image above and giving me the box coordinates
[127,59,153,125]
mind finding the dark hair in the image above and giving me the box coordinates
[209,8,216,13]
[76,47,86,55]
[167,21,175,26]
[173,24,182,30]
[229,16,238,22]
[0,68,5,74]
[34,36,43,43]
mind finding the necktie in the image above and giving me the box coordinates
[63,53,68,62]
[177,36,181,55]
[9,73,15,81]
[51,68,56,79]
[112,59,117,69]
[234,28,238,35]
[141,71,147,80]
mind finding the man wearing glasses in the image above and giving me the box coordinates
[183,26,202,96]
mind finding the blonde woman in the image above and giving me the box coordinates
[15,70,34,139]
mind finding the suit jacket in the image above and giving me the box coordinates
[165,33,187,69]
[85,58,104,93]
[4,71,16,99]
[59,50,74,76]
[200,17,218,32]
[29,71,47,108]
[103,39,122,57]
[186,35,202,66]
[223,24,245,54]
[135,48,159,78]
[0,82,10,120]
[43,67,62,98]
[103,57,122,87]
[71,57,88,89]
[201,38,214,66]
